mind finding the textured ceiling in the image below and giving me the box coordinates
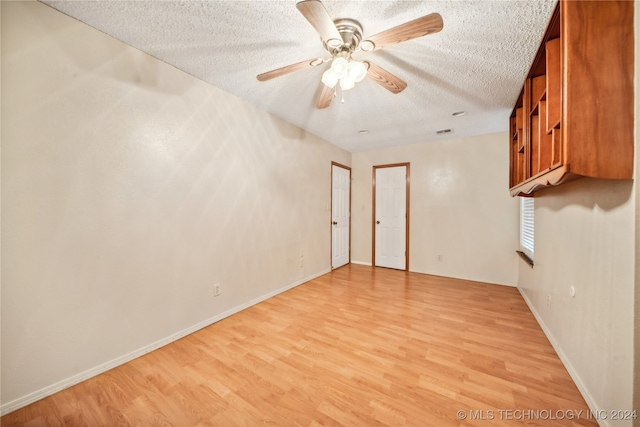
[41,0,557,153]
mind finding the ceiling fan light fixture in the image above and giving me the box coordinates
[330,57,349,78]
[348,60,367,82]
[321,68,339,88]
[339,75,355,91]
[322,57,365,93]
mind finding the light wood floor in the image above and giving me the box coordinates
[2,265,597,426]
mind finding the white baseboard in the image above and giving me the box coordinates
[407,267,517,288]
[517,288,605,427]
[350,260,372,266]
[348,263,516,288]
[0,268,331,416]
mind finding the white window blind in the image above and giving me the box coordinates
[520,197,534,260]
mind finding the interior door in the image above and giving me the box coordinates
[374,165,408,270]
[331,163,351,269]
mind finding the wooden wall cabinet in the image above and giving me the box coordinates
[509,0,634,197]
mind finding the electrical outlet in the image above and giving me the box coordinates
[213,284,221,297]
[546,294,551,308]
[437,254,443,261]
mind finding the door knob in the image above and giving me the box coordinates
[332,221,338,225]
[376,221,380,224]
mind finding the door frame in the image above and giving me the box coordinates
[372,163,410,271]
[331,161,351,269]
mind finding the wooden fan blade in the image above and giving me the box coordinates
[365,61,407,94]
[316,84,334,109]
[296,0,342,45]
[364,13,443,51]
[257,59,318,81]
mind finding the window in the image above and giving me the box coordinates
[520,197,534,263]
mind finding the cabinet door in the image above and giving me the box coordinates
[562,0,633,179]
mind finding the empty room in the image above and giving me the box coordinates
[1,0,638,426]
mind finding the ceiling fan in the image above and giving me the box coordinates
[256,0,443,109]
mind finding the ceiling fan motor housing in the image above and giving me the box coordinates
[325,18,363,55]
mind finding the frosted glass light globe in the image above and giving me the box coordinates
[339,75,355,91]
[348,61,367,83]
[330,57,349,79]
[321,69,339,88]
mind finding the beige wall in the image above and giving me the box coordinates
[351,132,520,286]
[518,179,634,426]
[1,1,349,411]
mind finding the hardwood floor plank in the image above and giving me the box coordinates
[2,265,598,426]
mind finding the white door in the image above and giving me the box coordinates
[331,164,350,269]
[374,165,407,270]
